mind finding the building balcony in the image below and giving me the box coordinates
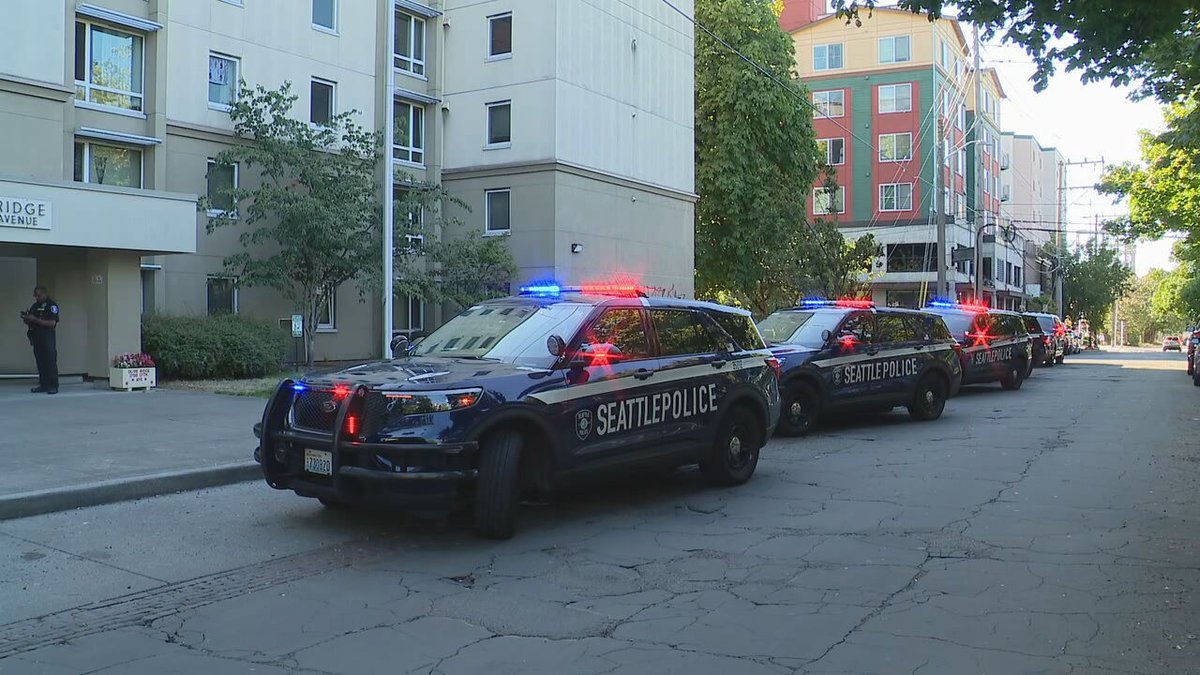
[0,178,196,254]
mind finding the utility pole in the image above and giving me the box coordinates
[971,23,984,303]
[382,9,397,359]
[1054,156,1105,315]
[935,118,947,301]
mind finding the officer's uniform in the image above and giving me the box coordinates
[27,298,59,392]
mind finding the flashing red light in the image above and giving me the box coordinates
[835,299,874,308]
[345,414,359,436]
[838,335,859,350]
[580,283,643,297]
[765,356,782,379]
[332,384,350,399]
[956,303,990,312]
[1043,336,1051,346]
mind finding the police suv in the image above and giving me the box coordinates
[253,283,780,539]
[923,301,1032,390]
[757,299,963,436]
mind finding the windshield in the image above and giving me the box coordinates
[1035,316,1058,332]
[412,302,594,367]
[758,311,843,348]
[938,313,975,337]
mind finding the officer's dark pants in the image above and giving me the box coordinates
[31,330,58,390]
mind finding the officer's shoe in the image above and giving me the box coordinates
[30,386,47,393]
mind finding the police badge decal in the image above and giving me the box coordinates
[575,409,592,440]
[833,366,845,386]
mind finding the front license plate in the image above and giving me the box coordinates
[304,449,333,476]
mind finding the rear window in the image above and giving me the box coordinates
[706,310,766,351]
[1036,315,1057,331]
[1023,316,1043,333]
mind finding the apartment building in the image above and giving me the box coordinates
[781,0,1027,309]
[0,0,696,378]
[1001,132,1067,303]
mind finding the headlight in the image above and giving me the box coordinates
[380,388,482,414]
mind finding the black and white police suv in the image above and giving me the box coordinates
[757,299,963,436]
[924,301,1033,390]
[253,282,781,539]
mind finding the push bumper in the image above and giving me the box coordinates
[254,380,479,508]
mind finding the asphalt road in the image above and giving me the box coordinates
[2,349,1198,674]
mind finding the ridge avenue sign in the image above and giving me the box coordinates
[0,197,52,230]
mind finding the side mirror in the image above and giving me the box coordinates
[389,335,409,356]
[820,329,832,343]
[546,335,566,358]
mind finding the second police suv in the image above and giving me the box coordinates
[757,299,963,436]
[254,283,780,539]
[923,301,1033,389]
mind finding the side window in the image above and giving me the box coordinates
[919,316,953,341]
[876,314,918,343]
[837,312,876,343]
[651,309,724,356]
[1009,316,1028,336]
[579,308,650,360]
[707,311,764,351]
[969,313,991,337]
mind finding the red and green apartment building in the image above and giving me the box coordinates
[781,0,1031,309]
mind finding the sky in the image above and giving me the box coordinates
[978,40,1170,276]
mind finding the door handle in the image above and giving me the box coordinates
[634,368,654,380]
[711,358,728,368]
[914,344,925,350]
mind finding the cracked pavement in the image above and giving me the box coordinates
[1,349,1198,674]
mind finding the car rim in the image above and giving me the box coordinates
[727,425,750,469]
[788,399,807,428]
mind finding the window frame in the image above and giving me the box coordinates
[879,183,914,212]
[309,78,336,127]
[312,0,337,33]
[484,188,511,236]
[813,43,843,71]
[813,186,846,215]
[878,35,911,64]
[649,308,726,357]
[393,99,426,166]
[485,99,512,147]
[205,158,239,218]
[394,11,427,76]
[956,149,966,175]
[817,137,845,165]
[813,90,845,119]
[487,12,513,60]
[205,275,239,315]
[207,52,240,112]
[878,132,913,162]
[878,83,912,114]
[74,20,146,115]
[407,294,425,332]
[316,283,337,331]
[73,140,144,188]
[572,307,654,363]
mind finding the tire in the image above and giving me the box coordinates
[1055,353,1065,364]
[472,430,523,539]
[907,374,947,421]
[1193,369,1200,387]
[777,382,820,437]
[1000,361,1025,391]
[700,405,762,487]
[317,496,349,509]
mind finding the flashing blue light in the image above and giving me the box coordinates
[292,382,307,392]
[519,281,563,297]
[798,297,832,308]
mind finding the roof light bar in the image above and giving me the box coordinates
[798,298,875,309]
[518,281,646,298]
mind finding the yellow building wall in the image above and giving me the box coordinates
[790,10,969,79]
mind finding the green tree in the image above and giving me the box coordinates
[1058,239,1133,326]
[695,0,823,316]
[797,220,881,298]
[1119,269,1185,344]
[394,230,518,313]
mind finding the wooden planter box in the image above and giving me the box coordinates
[110,367,156,391]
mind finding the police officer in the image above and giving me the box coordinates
[21,285,59,395]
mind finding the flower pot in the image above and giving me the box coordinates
[110,366,156,391]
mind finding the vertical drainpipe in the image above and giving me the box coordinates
[383,0,396,357]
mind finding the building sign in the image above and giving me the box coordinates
[0,197,52,230]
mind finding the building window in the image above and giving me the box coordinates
[943,187,951,214]
[886,243,934,273]
[206,159,238,217]
[982,168,991,194]
[312,0,336,31]
[485,188,511,234]
[488,12,512,58]
[957,103,966,129]
[817,138,845,165]
[957,149,966,175]
[879,183,913,212]
[956,192,967,220]
[879,133,912,162]
[814,187,845,215]
[394,12,426,75]
[310,78,335,125]
[407,295,425,332]
[486,100,511,146]
[74,21,145,112]
[208,53,239,110]
[73,141,142,188]
[878,83,912,113]
[813,90,845,118]
[393,101,425,165]
[206,276,238,315]
[879,36,911,64]
[813,43,843,71]
[943,139,952,167]
[317,284,336,330]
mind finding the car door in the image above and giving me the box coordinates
[872,313,926,401]
[643,308,730,447]
[560,305,661,465]
[826,311,881,404]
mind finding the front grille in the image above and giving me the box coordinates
[292,390,339,432]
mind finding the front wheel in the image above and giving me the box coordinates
[1193,370,1200,387]
[472,430,524,539]
[908,374,947,421]
[700,405,762,487]
[777,382,820,436]
[1000,361,1025,391]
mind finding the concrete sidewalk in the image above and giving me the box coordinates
[0,380,265,520]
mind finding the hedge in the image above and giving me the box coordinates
[142,313,288,380]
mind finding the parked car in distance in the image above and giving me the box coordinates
[1021,313,1067,367]
[1163,335,1182,352]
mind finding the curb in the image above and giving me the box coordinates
[0,462,261,521]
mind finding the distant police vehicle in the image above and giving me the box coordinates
[254,283,780,539]
[757,299,963,436]
[923,301,1032,390]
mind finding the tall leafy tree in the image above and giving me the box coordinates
[1058,239,1133,325]
[695,0,823,316]
[1118,269,1187,344]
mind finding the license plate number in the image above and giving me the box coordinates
[304,449,332,476]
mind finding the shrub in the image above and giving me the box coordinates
[142,314,288,380]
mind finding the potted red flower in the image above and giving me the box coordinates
[110,352,157,391]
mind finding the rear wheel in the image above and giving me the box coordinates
[318,496,350,509]
[1193,369,1200,387]
[1000,361,1025,391]
[472,430,524,539]
[700,405,762,486]
[907,374,947,421]
[777,382,820,436]
[1055,353,1065,364]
